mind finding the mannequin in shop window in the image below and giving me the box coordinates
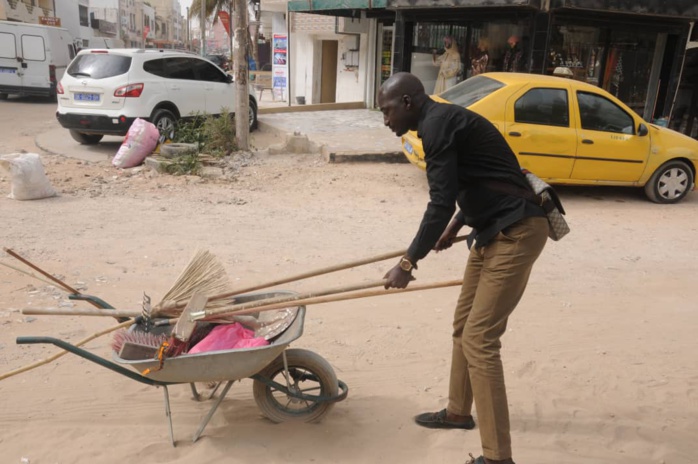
[502,35,524,73]
[471,38,489,77]
[432,35,462,94]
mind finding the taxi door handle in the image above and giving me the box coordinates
[581,139,594,144]
[508,131,521,137]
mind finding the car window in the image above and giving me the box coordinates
[439,75,505,108]
[514,88,569,127]
[192,59,228,82]
[67,53,132,79]
[164,57,196,80]
[577,91,635,134]
[143,58,168,78]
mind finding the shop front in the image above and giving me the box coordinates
[385,0,695,123]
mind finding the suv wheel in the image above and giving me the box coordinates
[249,98,258,132]
[151,109,177,139]
[69,130,104,145]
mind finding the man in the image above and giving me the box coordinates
[432,35,462,94]
[502,35,524,73]
[378,72,548,464]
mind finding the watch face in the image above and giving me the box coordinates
[400,259,412,271]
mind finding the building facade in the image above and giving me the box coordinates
[288,0,698,137]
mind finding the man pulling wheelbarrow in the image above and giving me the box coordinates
[378,72,550,464]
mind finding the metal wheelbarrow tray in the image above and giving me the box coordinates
[16,291,348,446]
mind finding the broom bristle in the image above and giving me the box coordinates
[156,249,235,317]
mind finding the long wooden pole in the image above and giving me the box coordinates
[155,236,468,313]
[23,279,463,320]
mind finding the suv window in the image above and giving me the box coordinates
[439,75,505,107]
[164,57,196,80]
[577,91,634,134]
[193,59,228,82]
[515,88,569,127]
[67,54,132,79]
[143,57,167,78]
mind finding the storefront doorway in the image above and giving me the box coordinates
[320,40,338,103]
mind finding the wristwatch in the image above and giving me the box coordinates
[399,257,415,272]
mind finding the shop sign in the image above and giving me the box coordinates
[39,16,61,27]
[552,0,698,19]
[387,0,537,8]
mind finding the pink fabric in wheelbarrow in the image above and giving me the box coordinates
[189,323,269,354]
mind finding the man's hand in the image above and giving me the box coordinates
[434,218,464,252]
[383,263,415,289]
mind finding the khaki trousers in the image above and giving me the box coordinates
[447,216,548,460]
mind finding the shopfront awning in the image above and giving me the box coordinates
[288,0,387,12]
[386,0,538,8]
[551,0,698,20]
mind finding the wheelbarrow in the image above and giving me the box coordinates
[16,291,348,447]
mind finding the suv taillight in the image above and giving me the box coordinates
[56,82,64,95]
[114,83,144,98]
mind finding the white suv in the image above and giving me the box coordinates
[56,48,258,145]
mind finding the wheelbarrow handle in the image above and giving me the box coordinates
[16,336,173,387]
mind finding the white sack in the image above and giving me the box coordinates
[0,153,57,201]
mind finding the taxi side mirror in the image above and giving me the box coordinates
[638,123,649,137]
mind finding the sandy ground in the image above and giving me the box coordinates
[1,96,697,464]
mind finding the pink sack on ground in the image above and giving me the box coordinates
[189,323,269,354]
[112,118,160,168]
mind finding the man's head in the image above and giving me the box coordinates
[507,35,520,49]
[443,35,453,49]
[377,72,428,137]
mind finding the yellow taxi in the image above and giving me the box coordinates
[401,73,698,203]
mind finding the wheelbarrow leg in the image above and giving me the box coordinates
[162,385,176,447]
[192,380,235,443]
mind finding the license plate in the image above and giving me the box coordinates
[74,92,100,102]
[403,140,413,155]
[0,67,16,74]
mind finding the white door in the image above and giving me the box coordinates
[161,57,206,118]
[20,34,48,91]
[0,32,21,91]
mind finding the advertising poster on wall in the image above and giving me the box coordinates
[272,34,288,101]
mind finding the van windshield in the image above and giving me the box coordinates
[67,54,131,79]
[439,75,505,108]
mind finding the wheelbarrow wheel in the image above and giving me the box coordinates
[253,348,338,423]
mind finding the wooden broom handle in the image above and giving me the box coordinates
[4,247,81,294]
[212,278,464,317]
[23,279,464,319]
[192,279,389,320]
[157,235,469,313]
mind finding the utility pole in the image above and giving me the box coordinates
[233,0,249,150]
[186,7,190,50]
[200,0,206,56]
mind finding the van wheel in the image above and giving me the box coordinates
[249,98,258,132]
[151,109,177,139]
[69,130,104,145]
[644,160,694,204]
[0,93,8,100]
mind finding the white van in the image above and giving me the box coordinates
[0,20,76,100]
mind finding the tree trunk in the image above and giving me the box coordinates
[233,0,249,150]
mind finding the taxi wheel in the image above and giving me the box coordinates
[644,160,694,204]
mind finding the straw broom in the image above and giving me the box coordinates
[153,249,236,319]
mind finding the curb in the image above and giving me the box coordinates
[325,150,407,164]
